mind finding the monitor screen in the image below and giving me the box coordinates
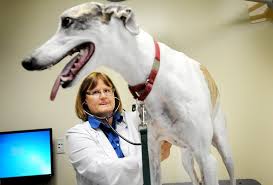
[0,128,53,179]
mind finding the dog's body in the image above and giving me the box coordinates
[22,2,235,185]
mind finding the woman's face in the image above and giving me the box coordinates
[85,79,115,117]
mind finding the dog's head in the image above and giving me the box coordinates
[21,2,139,100]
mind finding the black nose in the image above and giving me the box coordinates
[21,57,37,71]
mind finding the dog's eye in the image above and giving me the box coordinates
[62,17,74,28]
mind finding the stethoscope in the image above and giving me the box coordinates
[83,97,141,146]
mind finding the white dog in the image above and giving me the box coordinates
[22,2,235,185]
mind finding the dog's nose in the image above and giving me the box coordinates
[21,57,37,71]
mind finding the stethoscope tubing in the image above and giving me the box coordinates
[83,97,142,146]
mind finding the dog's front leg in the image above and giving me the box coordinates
[148,124,161,185]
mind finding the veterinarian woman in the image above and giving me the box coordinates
[66,72,172,185]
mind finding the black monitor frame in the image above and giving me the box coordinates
[0,128,54,181]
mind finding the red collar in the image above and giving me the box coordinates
[128,40,160,101]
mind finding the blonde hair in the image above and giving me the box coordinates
[75,72,123,121]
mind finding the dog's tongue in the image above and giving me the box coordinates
[50,55,78,101]
[50,75,61,101]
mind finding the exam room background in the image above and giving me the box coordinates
[0,0,273,184]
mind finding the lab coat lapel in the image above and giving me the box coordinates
[96,129,118,159]
[116,122,130,156]
[124,112,142,156]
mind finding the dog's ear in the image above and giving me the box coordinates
[103,4,139,35]
[115,7,140,35]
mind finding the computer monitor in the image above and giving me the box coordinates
[0,128,53,179]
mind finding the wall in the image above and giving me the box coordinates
[0,0,273,184]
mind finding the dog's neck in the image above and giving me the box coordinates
[108,29,156,86]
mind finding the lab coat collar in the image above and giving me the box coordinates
[88,112,123,129]
[86,112,134,159]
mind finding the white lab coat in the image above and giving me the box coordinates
[66,112,143,185]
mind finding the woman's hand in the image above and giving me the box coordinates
[160,140,172,161]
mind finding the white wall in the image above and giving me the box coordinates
[0,0,273,184]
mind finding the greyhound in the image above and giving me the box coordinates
[22,2,235,185]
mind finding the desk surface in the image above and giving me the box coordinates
[163,179,261,185]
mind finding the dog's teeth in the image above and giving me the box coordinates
[80,49,85,55]
[60,76,69,82]
[60,74,73,82]
[69,48,77,56]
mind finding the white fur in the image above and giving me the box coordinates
[22,2,235,185]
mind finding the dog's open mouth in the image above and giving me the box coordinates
[50,42,95,101]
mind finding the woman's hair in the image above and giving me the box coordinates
[75,72,123,121]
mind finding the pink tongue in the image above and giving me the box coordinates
[49,54,79,101]
[49,46,91,101]
[50,75,61,101]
